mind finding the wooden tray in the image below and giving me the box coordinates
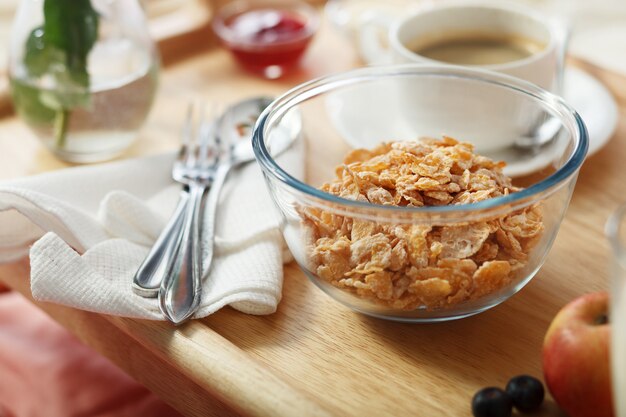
[0,10,623,417]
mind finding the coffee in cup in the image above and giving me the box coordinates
[410,32,546,66]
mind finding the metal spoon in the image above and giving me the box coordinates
[194,96,301,307]
[514,20,570,151]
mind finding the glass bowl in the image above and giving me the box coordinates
[252,64,588,322]
[212,0,319,79]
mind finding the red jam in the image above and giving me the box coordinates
[221,9,314,78]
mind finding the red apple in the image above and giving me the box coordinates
[543,291,614,417]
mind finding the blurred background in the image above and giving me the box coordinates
[1,0,625,70]
[0,0,624,113]
[323,0,626,74]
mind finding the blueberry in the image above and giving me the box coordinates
[505,375,545,412]
[472,387,513,417]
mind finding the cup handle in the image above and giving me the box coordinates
[553,18,571,96]
[357,11,396,65]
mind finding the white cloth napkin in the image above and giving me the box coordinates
[0,148,302,320]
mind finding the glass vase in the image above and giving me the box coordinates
[9,0,160,163]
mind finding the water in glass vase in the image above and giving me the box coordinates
[11,39,158,163]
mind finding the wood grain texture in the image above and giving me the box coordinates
[0,10,623,417]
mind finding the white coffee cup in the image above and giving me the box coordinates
[356,1,569,152]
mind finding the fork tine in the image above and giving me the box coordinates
[197,101,214,170]
[222,104,236,155]
[178,102,194,165]
[213,102,227,167]
[188,100,207,170]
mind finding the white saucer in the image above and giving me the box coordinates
[497,67,618,176]
[564,66,618,157]
[325,67,618,177]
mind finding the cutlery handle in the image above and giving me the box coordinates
[159,182,205,324]
[202,163,232,274]
[132,191,190,298]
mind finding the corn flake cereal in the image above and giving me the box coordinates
[301,137,544,310]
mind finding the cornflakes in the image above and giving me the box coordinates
[301,137,544,311]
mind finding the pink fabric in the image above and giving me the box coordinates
[0,292,183,417]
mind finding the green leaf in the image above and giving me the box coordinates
[43,0,99,89]
[24,26,48,77]
[10,78,56,126]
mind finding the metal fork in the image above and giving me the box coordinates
[132,102,219,324]
[132,106,197,298]
[158,102,221,324]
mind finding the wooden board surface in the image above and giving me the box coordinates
[0,11,624,417]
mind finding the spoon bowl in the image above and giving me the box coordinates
[218,96,300,165]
